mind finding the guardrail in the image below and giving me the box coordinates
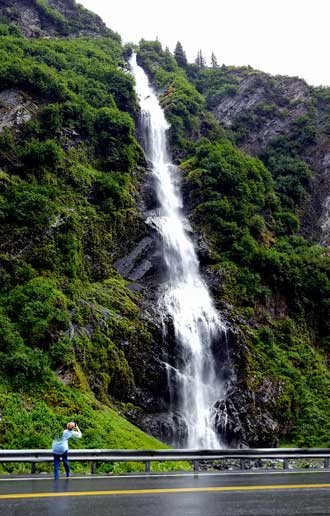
[1,448,330,474]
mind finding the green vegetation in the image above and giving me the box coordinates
[250,320,330,446]
[174,41,188,68]
[1,1,330,453]
[183,128,330,445]
[187,64,240,110]
[2,0,117,39]
[34,0,68,33]
[136,41,330,446]
[137,41,223,156]
[0,382,192,473]
[183,139,330,444]
[313,85,330,134]
[0,17,159,456]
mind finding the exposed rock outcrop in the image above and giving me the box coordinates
[0,90,39,132]
[0,0,112,38]
[212,69,330,244]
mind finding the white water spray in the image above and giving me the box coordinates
[130,54,226,448]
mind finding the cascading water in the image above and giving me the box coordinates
[130,54,227,448]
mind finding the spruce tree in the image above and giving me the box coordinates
[195,49,206,68]
[211,51,218,68]
[174,41,188,67]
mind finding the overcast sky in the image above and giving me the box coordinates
[80,0,329,86]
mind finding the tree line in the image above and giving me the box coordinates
[174,41,219,68]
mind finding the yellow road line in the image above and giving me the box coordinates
[1,484,330,500]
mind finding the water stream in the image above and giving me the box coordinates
[130,54,227,448]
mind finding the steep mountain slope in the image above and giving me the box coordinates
[0,0,113,37]
[0,1,168,456]
[134,42,330,446]
[1,0,330,452]
[186,64,330,244]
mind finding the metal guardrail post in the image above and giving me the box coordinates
[145,460,151,473]
[193,460,199,472]
[283,459,289,470]
[31,463,36,474]
[91,461,97,474]
[240,459,248,470]
[324,458,330,468]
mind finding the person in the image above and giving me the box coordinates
[52,421,82,480]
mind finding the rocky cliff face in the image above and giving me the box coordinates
[215,73,310,154]
[0,89,39,131]
[0,0,111,37]
[210,69,330,244]
[2,3,330,450]
[113,161,281,447]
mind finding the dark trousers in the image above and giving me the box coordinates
[53,450,70,480]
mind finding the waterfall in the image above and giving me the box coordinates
[130,54,227,449]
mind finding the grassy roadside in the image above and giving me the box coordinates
[0,381,191,474]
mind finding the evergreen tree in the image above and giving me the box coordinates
[164,46,174,70]
[195,49,206,68]
[211,51,218,68]
[174,41,188,67]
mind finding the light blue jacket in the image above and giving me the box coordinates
[52,429,82,454]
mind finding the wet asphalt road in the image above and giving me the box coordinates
[0,470,330,516]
